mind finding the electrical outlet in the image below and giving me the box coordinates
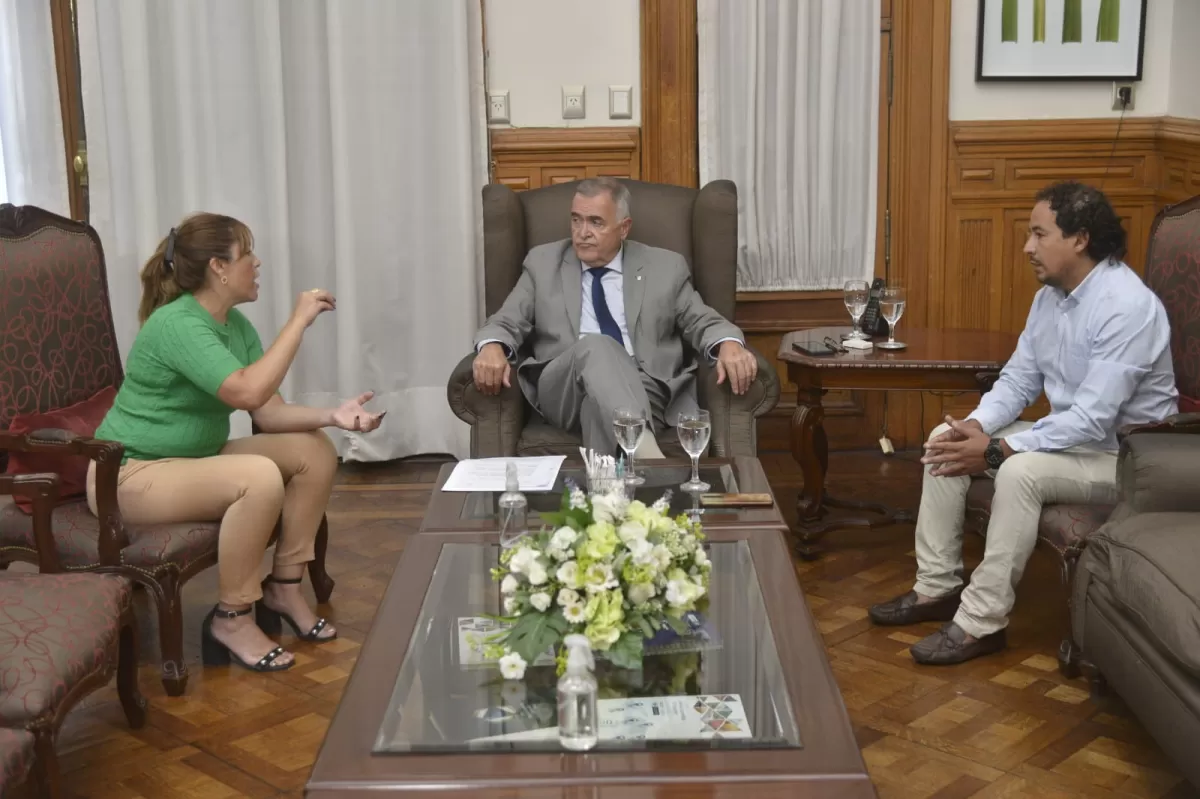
[487,90,510,124]
[1112,82,1135,111]
[609,85,632,119]
[562,85,585,120]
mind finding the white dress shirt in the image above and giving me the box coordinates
[967,259,1178,453]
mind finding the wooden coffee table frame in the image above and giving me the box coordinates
[306,527,875,798]
[421,456,789,534]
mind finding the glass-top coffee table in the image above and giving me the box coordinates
[307,527,874,797]
[420,457,788,533]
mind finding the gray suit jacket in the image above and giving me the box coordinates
[473,239,744,425]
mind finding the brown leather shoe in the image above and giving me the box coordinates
[910,622,1006,665]
[868,588,963,627]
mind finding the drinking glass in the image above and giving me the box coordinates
[677,409,711,493]
[843,280,870,340]
[877,285,907,350]
[613,407,647,487]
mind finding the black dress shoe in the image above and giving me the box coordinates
[868,588,963,627]
[910,622,1006,665]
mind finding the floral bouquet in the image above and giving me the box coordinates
[486,483,711,681]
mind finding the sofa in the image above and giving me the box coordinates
[1071,431,1200,789]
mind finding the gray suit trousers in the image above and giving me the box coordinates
[535,335,669,454]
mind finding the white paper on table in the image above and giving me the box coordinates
[441,456,567,493]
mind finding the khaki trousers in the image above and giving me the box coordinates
[87,431,338,606]
[913,421,1118,638]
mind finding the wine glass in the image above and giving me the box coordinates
[613,407,647,487]
[677,409,711,493]
[877,285,907,350]
[843,280,869,340]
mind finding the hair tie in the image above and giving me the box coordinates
[163,228,177,273]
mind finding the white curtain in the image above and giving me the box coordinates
[77,0,488,461]
[698,0,880,291]
[0,0,71,212]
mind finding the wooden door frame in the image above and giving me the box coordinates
[48,0,87,221]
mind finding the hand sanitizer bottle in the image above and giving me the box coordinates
[557,634,598,751]
[497,460,527,549]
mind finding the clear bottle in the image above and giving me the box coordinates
[497,460,528,549]
[557,634,599,751]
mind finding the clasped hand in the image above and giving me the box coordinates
[920,416,991,477]
[332,391,386,432]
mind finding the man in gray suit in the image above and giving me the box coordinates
[472,177,758,456]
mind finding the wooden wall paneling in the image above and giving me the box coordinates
[489,128,641,192]
[640,0,698,187]
[1158,117,1200,205]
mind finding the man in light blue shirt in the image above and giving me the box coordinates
[869,181,1178,665]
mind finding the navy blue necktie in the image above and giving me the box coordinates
[588,267,624,346]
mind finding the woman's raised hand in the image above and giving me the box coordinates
[331,391,386,432]
[292,288,336,328]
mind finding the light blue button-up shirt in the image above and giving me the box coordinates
[967,260,1178,453]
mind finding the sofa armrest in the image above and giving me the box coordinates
[1115,432,1200,515]
[0,472,61,573]
[0,429,130,563]
[698,345,780,457]
[446,352,526,458]
[1117,412,1200,443]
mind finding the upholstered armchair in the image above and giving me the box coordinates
[0,204,335,696]
[0,472,145,799]
[447,179,780,458]
[964,193,1200,676]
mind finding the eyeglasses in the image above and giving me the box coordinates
[823,336,848,354]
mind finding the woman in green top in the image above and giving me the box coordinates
[88,213,384,674]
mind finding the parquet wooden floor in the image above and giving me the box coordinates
[12,452,1198,798]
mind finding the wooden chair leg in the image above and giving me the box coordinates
[153,574,189,696]
[31,729,61,799]
[117,607,147,728]
[308,516,335,604]
[1058,555,1082,678]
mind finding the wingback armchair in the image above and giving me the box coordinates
[447,179,780,458]
[0,204,335,696]
[963,193,1200,676]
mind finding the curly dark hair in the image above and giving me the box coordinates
[1034,181,1127,262]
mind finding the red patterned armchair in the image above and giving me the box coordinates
[0,472,145,799]
[0,204,335,696]
[964,194,1200,676]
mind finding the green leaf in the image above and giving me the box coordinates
[663,613,690,635]
[504,610,569,664]
[606,631,644,671]
[542,511,567,528]
[633,613,656,640]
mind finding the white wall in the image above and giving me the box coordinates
[950,0,1175,120]
[484,0,640,127]
[1169,0,1200,119]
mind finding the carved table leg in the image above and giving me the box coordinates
[790,382,829,561]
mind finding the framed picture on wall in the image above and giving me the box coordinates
[976,0,1147,81]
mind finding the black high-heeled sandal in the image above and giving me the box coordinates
[255,575,337,642]
[201,606,293,672]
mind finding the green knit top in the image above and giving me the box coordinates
[96,293,266,463]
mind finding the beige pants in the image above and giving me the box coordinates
[914,421,1118,638]
[87,431,338,606]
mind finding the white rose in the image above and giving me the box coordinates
[563,603,587,623]
[627,582,656,605]
[694,548,709,568]
[527,561,548,586]
[590,493,627,525]
[557,587,581,607]
[509,547,538,575]
[556,561,579,588]
[501,575,519,594]
[665,579,701,609]
[652,545,673,570]
[498,651,527,680]
[551,526,579,550]
[503,596,517,614]
[530,592,552,611]
[629,539,655,566]
[583,563,616,594]
[569,488,588,510]
[617,520,648,546]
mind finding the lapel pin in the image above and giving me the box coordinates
[637,275,642,281]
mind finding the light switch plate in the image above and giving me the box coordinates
[562,85,585,120]
[609,85,632,119]
[487,90,510,124]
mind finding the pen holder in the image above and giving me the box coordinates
[581,447,625,496]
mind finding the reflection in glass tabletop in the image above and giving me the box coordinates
[374,541,801,754]
[458,462,739,521]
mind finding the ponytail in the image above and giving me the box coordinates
[138,245,182,324]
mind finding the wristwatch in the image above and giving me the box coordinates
[984,438,1007,470]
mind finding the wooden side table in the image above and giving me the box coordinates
[778,327,1017,559]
